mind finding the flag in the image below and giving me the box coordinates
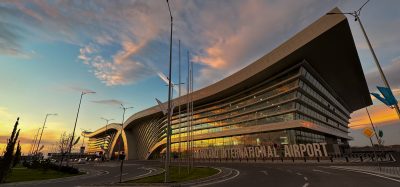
[371,86,398,107]
[377,86,398,105]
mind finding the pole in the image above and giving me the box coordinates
[30,128,41,155]
[178,40,182,176]
[67,92,84,166]
[186,51,190,173]
[118,104,132,183]
[355,14,400,119]
[36,113,56,155]
[190,55,194,169]
[365,108,381,145]
[35,115,48,156]
[165,0,173,183]
[369,137,381,171]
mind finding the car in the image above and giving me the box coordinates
[77,158,86,164]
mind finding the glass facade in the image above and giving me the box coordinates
[153,63,351,157]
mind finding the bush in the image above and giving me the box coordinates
[22,159,79,174]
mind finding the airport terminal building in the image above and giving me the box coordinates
[83,8,372,160]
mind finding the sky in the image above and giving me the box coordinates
[0,0,400,155]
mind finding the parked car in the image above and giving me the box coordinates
[78,158,86,164]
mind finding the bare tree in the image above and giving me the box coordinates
[57,132,71,166]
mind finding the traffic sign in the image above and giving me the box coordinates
[363,127,375,138]
[378,130,383,138]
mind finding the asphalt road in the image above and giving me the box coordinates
[5,160,400,187]
[201,162,400,187]
[6,161,156,187]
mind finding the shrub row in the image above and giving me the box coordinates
[22,160,79,174]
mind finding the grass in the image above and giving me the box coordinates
[5,166,82,183]
[129,166,219,183]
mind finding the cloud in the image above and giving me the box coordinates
[364,57,400,93]
[1,0,340,87]
[91,99,124,106]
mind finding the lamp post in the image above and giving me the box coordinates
[101,117,114,160]
[165,0,173,183]
[67,90,95,165]
[29,127,41,155]
[118,104,133,159]
[118,104,133,183]
[327,0,400,119]
[35,113,57,156]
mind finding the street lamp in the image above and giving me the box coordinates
[35,113,57,156]
[327,0,400,119]
[118,104,133,159]
[165,0,173,183]
[118,104,133,183]
[101,117,114,159]
[29,127,41,155]
[67,90,95,165]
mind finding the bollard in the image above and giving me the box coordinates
[330,156,333,162]
[317,157,320,162]
[272,157,274,162]
[345,156,349,162]
[304,157,306,162]
[281,157,284,162]
[292,157,295,162]
[359,156,363,162]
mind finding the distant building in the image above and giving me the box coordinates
[83,8,371,160]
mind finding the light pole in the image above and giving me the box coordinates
[119,104,133,183]
[101,117,114,160]
[29,127,41,155]
[164,0,174,183]
[67,90,95,165]
[118,104,133,159]
[327,0,400,119]
[35,113,57,156]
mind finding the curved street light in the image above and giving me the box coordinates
[67,90,95,165]
[35,113,57,156]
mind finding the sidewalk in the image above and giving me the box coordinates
[328,166,400,179]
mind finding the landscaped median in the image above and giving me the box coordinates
[126,166,220,184]
[4,160,84,183]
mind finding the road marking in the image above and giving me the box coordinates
[191,168,240,187]
[326,166,400,183]
[303,182,310,187]
[313,169,332,174]
[304,177,308,181]
[296,172,302,176]
[260,170,268,175]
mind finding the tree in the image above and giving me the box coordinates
[0,118,21,183]
[12,141,22,168]
[57,132,71,166]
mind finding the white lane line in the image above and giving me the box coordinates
[302,177,309,187]
[191,168,240,187]
[313,169,332,174]
[296,172,302,176]
[326,167,400,183]
[260,170,268,175]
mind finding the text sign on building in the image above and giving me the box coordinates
[363,128,374,138]
[193,143,328,159]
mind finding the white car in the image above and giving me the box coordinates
[77,158,86,164]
